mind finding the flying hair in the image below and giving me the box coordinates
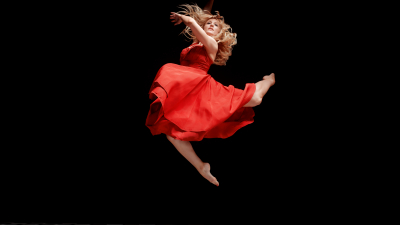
[176,3,237,66]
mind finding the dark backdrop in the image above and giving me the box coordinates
[4,0,345,222]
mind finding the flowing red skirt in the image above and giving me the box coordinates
[146,63,256,141]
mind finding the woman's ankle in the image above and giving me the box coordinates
[196,162,206,172]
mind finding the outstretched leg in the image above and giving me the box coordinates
[243,73,275,107]
[166,134,219,186]
[258,73,275,98]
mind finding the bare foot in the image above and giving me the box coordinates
[198,162,219,186]
[263,73,275,86]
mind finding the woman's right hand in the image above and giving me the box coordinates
[170,12,183,26]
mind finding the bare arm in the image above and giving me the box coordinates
[170,8,218,56]
[203,0,214,14]
[187,18,218,56]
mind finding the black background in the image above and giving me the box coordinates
[3,0,356,223]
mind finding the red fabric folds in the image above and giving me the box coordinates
[146,43,256,141]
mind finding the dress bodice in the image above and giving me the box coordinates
[180,43,214,73]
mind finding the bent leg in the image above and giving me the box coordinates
[166,134,219,186]
[166,134,204,171]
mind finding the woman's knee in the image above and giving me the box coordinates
[166,134,173,141]
[255,97,262,106]
[166,134,178,142]
[251,95,262,106]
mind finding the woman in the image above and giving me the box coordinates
[146,1,275,186]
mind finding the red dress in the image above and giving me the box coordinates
[145,42,256,141]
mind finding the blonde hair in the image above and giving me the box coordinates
[176,3,237,66]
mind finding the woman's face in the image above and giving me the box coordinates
[204,19,221,37]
